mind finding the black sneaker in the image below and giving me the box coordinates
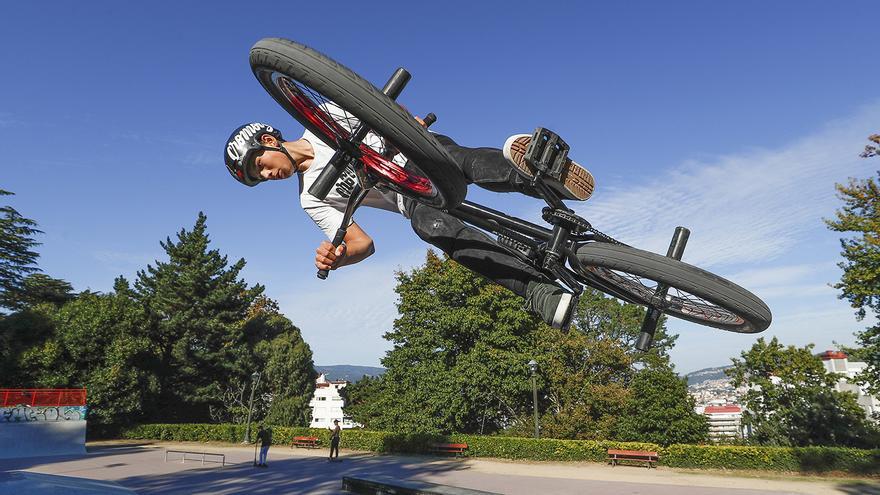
[525,281,576,332]
[503,134,595,201]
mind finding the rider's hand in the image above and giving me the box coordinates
[316,241,346,271]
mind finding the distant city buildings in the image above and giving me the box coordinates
[687,351,879,442]
[309,374,360,429]
[687,367,742,407]
[695,404,746,440]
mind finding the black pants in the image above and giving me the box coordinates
[404,134,547,299]
[330,437,339,458]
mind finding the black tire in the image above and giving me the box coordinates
[249,38,467,210]
[574,243,771,333]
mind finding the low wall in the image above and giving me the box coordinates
[0,406,88,459]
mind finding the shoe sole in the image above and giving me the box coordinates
[503,134,595,201]
[553,292,574,331]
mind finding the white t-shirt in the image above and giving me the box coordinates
[298,128,408,239]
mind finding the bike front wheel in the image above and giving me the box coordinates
[250,38,467,210]
[573,243,771,333]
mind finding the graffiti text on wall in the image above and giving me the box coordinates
[0,406,87,423]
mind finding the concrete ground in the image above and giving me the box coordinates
[0,440,876,495]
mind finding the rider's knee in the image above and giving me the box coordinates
[409,203,464,250]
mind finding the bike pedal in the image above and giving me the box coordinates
[525,127,570,181]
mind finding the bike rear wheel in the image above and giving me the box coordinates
[250,38,467,210]
[573,243,771,333]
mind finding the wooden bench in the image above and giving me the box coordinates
[291,436,320,449]
[164,449,225,467]
[430,442,468,456]
[607,449,659,468]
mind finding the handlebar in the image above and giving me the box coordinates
[316,112,437,280]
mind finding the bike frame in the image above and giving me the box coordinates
[305,67,692,349]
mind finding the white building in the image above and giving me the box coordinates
[309,374,360,429]
[818,350,879,418]
[695,402,745,440]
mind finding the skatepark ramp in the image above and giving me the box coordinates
[0,389,88,459]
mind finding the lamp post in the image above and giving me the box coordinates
[243,371,261,444]
[528,359,539,438]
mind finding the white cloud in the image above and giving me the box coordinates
[570,102,880,269]
[721,262,840,300]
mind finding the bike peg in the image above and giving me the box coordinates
[635,226,691,351]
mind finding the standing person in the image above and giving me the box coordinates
[223,120,595,332]
[328,419,341,461]
[256,425,272,468]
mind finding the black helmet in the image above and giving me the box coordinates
[224,122,285,186]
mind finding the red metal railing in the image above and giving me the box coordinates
[0,389,87,407]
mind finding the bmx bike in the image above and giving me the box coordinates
[248,37,771,350]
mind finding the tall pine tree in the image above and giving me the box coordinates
[134,212,264,421]
[0,190,41,311]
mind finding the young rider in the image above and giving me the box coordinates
[223,120,595,331]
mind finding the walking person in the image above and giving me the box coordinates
[256,425,272,468]
[328,419,341,461]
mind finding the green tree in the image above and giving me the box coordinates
[530,326,631,440]
[0,190,41,310]
[613,367,708,445]
[345,251,538,434]
[15,274,75,308]
[340,375,389,428]
[860,134,880,159]
[573,288,677,368]
[0,303,58,386]
[826,135,880,396]
[134,212,264,422]
[18,289,157,425]
[255,310,317,427]
[727,337,877,447]
[343,250,691,440]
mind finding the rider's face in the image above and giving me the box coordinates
[254,135,294,180]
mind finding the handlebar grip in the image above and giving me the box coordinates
[423,113,437,127]
[317,228,348,280]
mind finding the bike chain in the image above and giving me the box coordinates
[587,226,625,245]
[542,208,591,233]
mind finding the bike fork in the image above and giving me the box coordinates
[636,227,690,351]
[313,67,413,280]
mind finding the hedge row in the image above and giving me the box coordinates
[121,424,880,474]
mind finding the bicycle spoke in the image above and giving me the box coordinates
[268,72,435,198]
[587,267,745,326]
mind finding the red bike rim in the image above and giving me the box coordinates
[271,73,435,198]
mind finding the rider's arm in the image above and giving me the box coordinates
[315,222,374,271]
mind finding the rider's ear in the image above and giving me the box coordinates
[260,134,278,146]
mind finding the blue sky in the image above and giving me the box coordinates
[2,1,878,373]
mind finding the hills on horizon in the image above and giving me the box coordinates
[315,364,386,382]
[314,364,728,387]
[685,365,731,386]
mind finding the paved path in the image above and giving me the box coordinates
[0,441,876,495]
